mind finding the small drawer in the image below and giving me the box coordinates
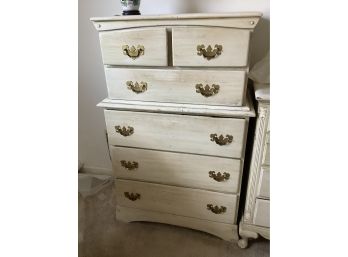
[99,28,167,66]
[105,110,247,158]
[253,199,270,227]
[257,166,270,199]
[105,68,247,106]
[116,179,238,224]
[172,27,250,67]
[112,146,242,193]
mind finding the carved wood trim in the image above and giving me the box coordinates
[243,102,270,223]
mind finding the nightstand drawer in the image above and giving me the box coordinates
[253,199,270,227]
[257,166,270,199]
[105,110,247,158]
[99,28,167,66]
[172,27,250,67]
[116,179,238,224]
[105,68,246,106]
[111,146,242,193]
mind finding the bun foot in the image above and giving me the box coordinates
[238,237,248,249]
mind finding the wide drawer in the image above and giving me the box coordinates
[172,27,250,67]
[105,110,247,158]
[116,179,238,224]
[99,28,167,66]
[105,68,247,106]
[257,166,270,199]
[253,199,270,227]
[111,146,242,193]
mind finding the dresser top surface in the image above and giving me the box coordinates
[254,83,270,102]
[91,12,263,22]
[91,12,262,31]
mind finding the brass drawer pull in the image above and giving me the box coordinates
[122,45,144,59]
[195,84,219,97]
[207,204,226,214]
[126,81,147,94]
[197,44,222,60]
[115,126,134,137]
[208,171,230,182]
[120,160,138,170]
[210,134,233,145]
[124,192,141,201]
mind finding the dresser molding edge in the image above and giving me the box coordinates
[97,95,255,118]
[91,13,262,31]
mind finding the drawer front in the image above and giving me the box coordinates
[99,28,167,66]
[105,68,246,106]
[257,166,270,199]
[112,146,242,193]
[172,27,250,67]
[116,179,238,224]
[253,199,270,227]
[105,110,247,158]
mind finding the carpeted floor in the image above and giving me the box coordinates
[79,181,270,257]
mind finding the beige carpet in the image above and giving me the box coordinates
[79,181,269,257]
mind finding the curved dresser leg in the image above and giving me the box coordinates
[238,237,249,249]
[238,221,260,248]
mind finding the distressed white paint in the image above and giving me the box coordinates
[79,0,269,172]
[172,27,250,67]
[99,28,168,66]
[111,146,242,193]
[116,179,238,224]
[117,205,239,241]
[104,109,247,158]
[105,67,247,106]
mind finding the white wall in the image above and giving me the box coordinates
[79,0,270,175]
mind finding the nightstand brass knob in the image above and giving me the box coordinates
[115,126,134,137]
[126,81,147,93]
[120,160,138,170]
[124,192,141,201]
[122,45,144,59]
[210,134,233,145]
[207,204,226,214]
[208,171,230,182]
[197,44,222,60]
[195,84,219,97]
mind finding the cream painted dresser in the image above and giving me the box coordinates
[91,13,262,242]
[238,83,270,248]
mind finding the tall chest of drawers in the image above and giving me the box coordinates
[91,13,262,242]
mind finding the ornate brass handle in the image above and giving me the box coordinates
[197,44,222,60]
[207,204,226,214]
[122,45,145,59]
[208,171,230,182]
[115,126,134,137]
[196,84,219,97]
[126,81,147,94]
[120,160,138,170]
[210,134,233,146]
[124,192,141,201]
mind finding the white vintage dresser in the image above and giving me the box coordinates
[238,82,270,248]
[91,13,262,242]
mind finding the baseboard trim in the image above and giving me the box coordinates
[80,166,113,176]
